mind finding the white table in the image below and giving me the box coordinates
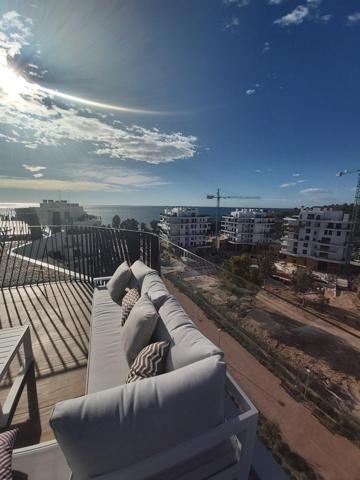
[0,325,33,428]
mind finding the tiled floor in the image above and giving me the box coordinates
[0,281,92,447]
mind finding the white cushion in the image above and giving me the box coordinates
[106,261,132,304]
[130,260,155,288]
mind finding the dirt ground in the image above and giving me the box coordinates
[184,273,360,418]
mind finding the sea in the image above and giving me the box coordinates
[0,203,291,228]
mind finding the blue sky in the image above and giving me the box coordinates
[0,0,359,207]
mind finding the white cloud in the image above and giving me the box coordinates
[255,169,262,173]
[348,12,360,24]
[246,89,256,95]
[292,173,300,177]
[268,0,285,4]
[320,14,332,23]
[33,173,43,178]
[262,41,270,53]
[274,6,310,26]
[224,17,240,30]
[22,164,46,173]
[223,0,250,7]
[0,11,197,165]
[300,188,331,195]
[279,182,297,188]
[297,179,306,183]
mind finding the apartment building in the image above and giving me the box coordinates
[221,209,275,245]
[159,207,211,248]
[281,207,351,273]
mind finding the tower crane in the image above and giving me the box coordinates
[336,168,360,264]
[206,188,260,245]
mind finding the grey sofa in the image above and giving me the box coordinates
[13,263,258,480]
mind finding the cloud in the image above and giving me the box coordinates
[262,41,270,53]
[22,164,46,173]
[0,11,197,165]
[246,89,256,95]
[279,182,297,188]
[33,173,43,178]
[223,17,240,31]
[348,12,360,24]
[223,0,250,7]
[274,5,309,26]
[300,188,331,195]
[255,169,262,173]
[292,173,300,177]
[296,179,306,183]
[320,14,332,23]
[268,0,285,4]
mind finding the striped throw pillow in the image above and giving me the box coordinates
[0,428,18,480]
[121,288,140,326]
[126,341,170,383]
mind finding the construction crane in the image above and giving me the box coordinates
[336,168,360,264]
[206,188,261,246]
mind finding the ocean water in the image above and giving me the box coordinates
[84,205,234,227]
[0,203,290,228]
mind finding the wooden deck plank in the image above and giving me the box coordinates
[0,281,91,447]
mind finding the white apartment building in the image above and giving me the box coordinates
[221,209,275,245]
[22,200,101,227]
[281,207,351,273]
[159,207,211,248]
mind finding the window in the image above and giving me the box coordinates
[304,243,308,247]
[303,249,307,254]
[337,231,341,236]
[306,228,311,233]
[305,236,309,241]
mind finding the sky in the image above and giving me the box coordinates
[0,0,359,208]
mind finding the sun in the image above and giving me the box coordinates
[0,65,29,97]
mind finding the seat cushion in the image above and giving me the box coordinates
[156,296,223,372]
[87,287,130,394]
[106,261,132,304]
[50,357,226,480]
[141,270,170,308]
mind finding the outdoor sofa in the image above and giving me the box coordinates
[12,260,258,479]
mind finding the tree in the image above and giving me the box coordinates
[140,222,148,232]
[257,250,277,281]
[291,268,316,306]
[223,254,263,286]
[150,219,159,234]
[120,218,139,231]
[112,214,121,229]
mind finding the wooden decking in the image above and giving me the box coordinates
[0,281,92,447]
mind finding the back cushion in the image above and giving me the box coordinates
[50,357,226,479]
[130,260,156,289]
[156,296,223,371]
[141,271,170,308]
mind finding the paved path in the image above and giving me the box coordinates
[166,280,360,480]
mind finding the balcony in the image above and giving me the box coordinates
[1,225,360,479]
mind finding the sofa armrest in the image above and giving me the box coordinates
[94,374,258,480]
[12,440,71,480]
[93,276,112,287]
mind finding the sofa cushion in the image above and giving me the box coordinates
[121,288,140,325]
[106,261,132,303]
[87,287,130,394]
[50,357,226,480]
[130,259,156,288]
[126,341,170,383]
[141,270,170,308]
[0,428,18,480]
[156,296,223,371]
[122,293,159,366]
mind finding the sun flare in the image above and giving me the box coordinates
[0,65,29,97]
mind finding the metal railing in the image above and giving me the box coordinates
[0,225,160,288]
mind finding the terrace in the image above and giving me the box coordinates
[1,225,360,479]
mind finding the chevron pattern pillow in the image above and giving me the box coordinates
[0,428,18,480]
[127,341,170,383]
[121,288,140,326]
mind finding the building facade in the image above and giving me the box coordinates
[281,207,351,273]
[159,207,211,248]
[221,209,275,245]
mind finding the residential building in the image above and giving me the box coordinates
[16,200,101,227]
[159,207,211,248]
[221,208,275,245]
[281,207,351,273]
